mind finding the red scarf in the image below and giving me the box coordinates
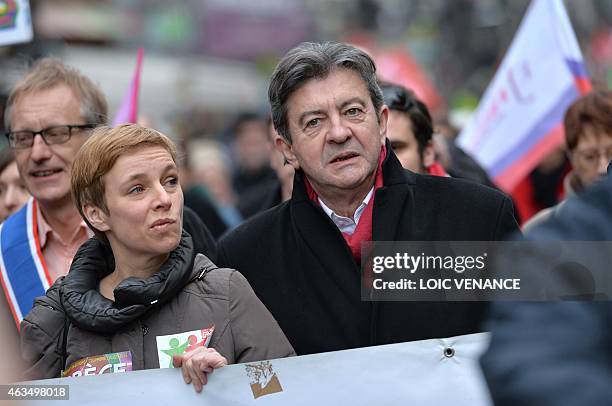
[304,147,386,261]
[427,161,449,177]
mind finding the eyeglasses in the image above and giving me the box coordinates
[5,124,96,149]
[572,147,612,168]
[381,86,415,112]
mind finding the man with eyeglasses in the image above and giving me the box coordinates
[1,58,106,320]
[0,59,105,373]
[523,90,612,231]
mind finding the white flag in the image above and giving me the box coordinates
[457,0,590,191]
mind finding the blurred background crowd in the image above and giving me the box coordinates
[0,0,611,236]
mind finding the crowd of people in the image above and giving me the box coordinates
[0,41,610,402]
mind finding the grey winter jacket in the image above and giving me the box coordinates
[20,233,295,380]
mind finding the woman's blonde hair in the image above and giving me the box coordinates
[71,124,177,240]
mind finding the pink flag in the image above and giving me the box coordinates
[112,48,144,126]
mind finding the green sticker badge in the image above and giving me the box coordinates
[156,326,215,368]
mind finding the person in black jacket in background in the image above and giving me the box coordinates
[217,41,519,355]
[237,118,294,219]
[481,166,612,406]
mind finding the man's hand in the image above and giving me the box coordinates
[172,347,228,393]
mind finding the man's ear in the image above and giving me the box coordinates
[378,105,389,146]
[83,204,110,232]
[422,140,436,168]
[275,136,300,170]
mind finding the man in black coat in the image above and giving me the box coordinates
[218,42,519,355]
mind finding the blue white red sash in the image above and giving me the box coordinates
[0,198,51,329]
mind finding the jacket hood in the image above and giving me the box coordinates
[61,231,196,333]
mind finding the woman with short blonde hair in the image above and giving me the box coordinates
[21,124,294,390]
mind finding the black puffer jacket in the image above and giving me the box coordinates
[20,232,294,380]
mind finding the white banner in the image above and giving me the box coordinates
[0,0,33,47]
[22,332,491,405]
[457,0,588,191]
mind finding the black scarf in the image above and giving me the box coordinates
[61,231,195,333]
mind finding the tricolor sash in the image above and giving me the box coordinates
[0,198,51,329]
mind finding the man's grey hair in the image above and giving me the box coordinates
[4,58,108,131]
[268,42,383,142]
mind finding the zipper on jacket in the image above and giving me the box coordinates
[195,266,218,281]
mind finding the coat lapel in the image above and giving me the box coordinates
[372,151,419,241]
[290,172,359,276]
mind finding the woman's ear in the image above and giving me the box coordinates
[275,137,300,170]
[83,204,110,232]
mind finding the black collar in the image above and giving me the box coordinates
[61,232,195,333]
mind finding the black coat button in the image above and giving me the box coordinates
[444,347,455,358]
